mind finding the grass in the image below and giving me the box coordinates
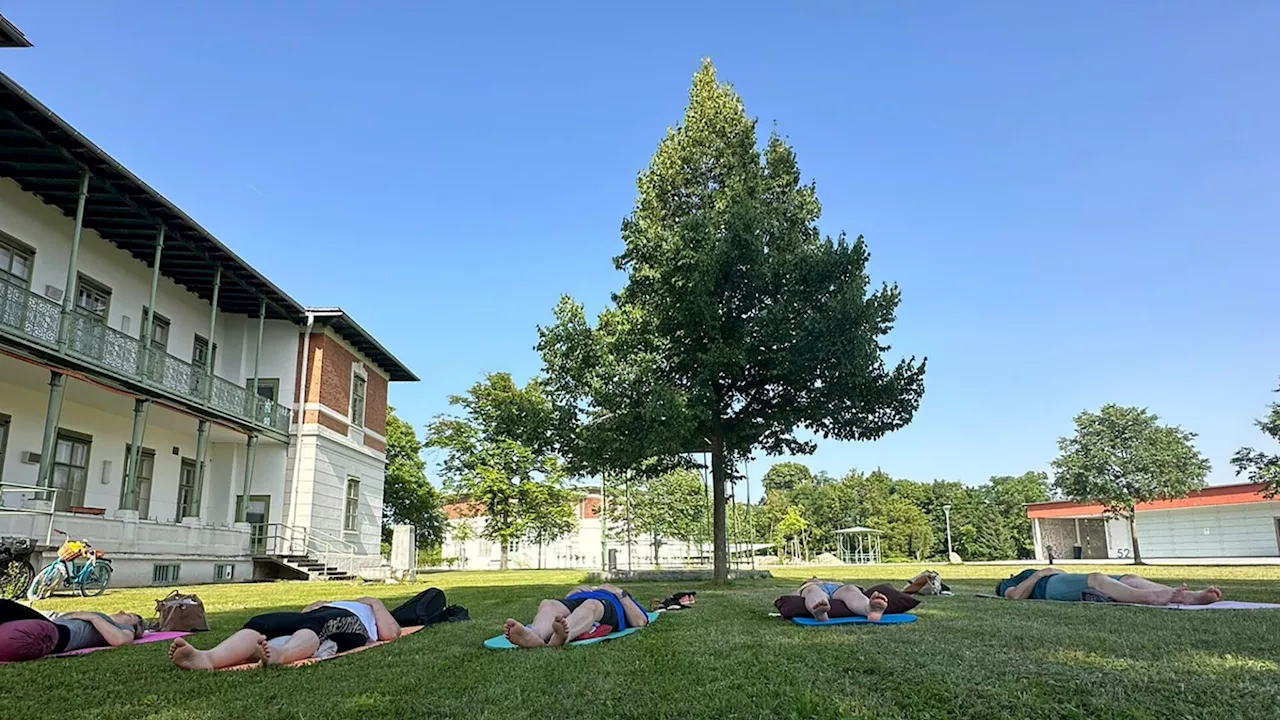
[5,564,1280,719]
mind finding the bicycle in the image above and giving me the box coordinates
[0,535,36,600]
[27,532,112,600]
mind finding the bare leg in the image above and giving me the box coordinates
[832,586,890,621]
[549,599,605,647]
[799,584,831,622]
[503,599,569,648]
[1115,574,1180,592]
[261,629,320,666]
[170,629,265,670]
[1087,573,1175,606]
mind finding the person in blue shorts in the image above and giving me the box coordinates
[793,577,889,622]
[997,568,1222,605]
[503,584,649,648]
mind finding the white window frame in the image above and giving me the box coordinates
[349,364,367,428]
[0,233,35,289]
[74,273,112,320]
[343,476,360,532]
[214,563,234,581]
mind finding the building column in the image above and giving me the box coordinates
[121,399,150,512]
[201,266,221,398]
[139,226,165,377]
[250,298,266,421]
[57,171,91,352]
[237,435,258,522]
[36,371,67,493]
[192,419,209,518]
[1032,517,1045,562]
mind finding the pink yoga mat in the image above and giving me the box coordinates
[0,631,193,663]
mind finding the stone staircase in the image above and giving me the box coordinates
[270,553,355,582]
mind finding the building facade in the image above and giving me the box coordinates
[0,67,416,587]
[1026,483,1280,561]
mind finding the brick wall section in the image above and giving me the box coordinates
[364,372,387,436]
[316,335,354,418]
[364,436,386,452]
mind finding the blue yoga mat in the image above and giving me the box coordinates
[791,613,917,626]
[484,611,659,649]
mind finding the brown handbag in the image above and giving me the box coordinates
[155,590,209,632]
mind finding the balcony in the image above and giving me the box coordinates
[0,280,291,435]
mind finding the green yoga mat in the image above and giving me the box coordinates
[484,611,659,649]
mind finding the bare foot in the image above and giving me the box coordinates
[256,635,277,667]
[867,592,889,622]
[549,615,570,647]
[809,597,831,623]
[1176,587,1222,605]
[503,619,545,648]
[168,638,214,670]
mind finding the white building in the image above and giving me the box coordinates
[1027,483,1280,561]
[0,64,417,586]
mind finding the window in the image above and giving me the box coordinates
[350,369,366,427]
[141,307,170,350]
[152,563,180,584]
[74,274,111,319]
[0,236,34,288]
[50,431,91,511]
[254,378,280,403]
[343,477,360,532]
[214,564,234,581]
[176,458,199,519]
[118,445,155,518]
[192,335,218,372]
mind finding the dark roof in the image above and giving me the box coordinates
[0,15,32,48]
[0,71,305,321]
[310,308,418,382]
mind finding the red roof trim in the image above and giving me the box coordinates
[1027,483,1272,519]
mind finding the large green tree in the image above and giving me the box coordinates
[382,408,445,549]
[762,462,815,496]
[1232,383,1280,496]
[521,481,578,568]
[1052,404,1210,564]
[537,60,926,582]
[425,373,570,570]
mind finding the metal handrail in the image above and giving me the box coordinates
[0,482,60,546]
[258,522,356,576]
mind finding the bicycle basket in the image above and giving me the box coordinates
[58,540,87,561]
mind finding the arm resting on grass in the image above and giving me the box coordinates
[356,597,401,641]
[1004,569,1062,600]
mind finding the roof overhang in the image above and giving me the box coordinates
[0,71,305,321]
[0,15,32,48]
[309,308,418,382]
[1026,482,1274,519]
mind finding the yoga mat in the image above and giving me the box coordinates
[216,625,422,671]
[484,611,659,649]
[976,594,1280,610]
[791,614,917,626]
[0,631,191,664]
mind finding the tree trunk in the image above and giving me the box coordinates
[1128,514,1144,565]
[500,543,509,570]
[709,426,729,583]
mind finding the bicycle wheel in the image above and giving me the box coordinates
[79,562,111,597]
[1,557,34,600]
[28,563,62,600]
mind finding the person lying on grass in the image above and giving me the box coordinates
[997,568,1222,605]
[503,583,649,648]
[169,596,399,670]
[791,578,890,622]
[0,598,144,662]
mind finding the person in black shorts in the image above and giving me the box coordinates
[503,584,649,648]
[169,596,400,670]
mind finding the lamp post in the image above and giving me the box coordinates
[942,504,954,560]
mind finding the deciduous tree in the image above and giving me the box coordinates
[383,408,445,549]
[1232,383,1280,497]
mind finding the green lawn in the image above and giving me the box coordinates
[5,565,1280,719]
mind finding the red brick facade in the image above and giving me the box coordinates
[295,330,391,443]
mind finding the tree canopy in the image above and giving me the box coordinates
[762,462,815,495]
[382,408,445,549]
[425,372,572,569]
[1232,383,1280,497]
[1051,404,1210,563]
[537,60,926,582]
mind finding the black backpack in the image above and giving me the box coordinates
[390,587,469,627]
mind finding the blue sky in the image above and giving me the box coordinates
[4,3,1278,501]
